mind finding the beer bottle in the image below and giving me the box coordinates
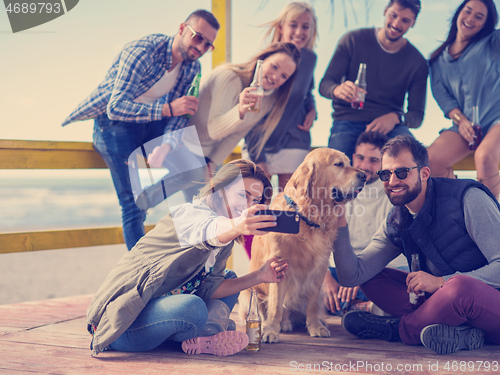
[246,289,261,351]
[351,63,367,110]
[248,60,264,113]
[182,73,201,118]
[469,105,483,151]
[409,253,426,310]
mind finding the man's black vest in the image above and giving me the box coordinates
[387,178,499,275]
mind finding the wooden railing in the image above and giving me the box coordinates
[0,139,241,255]
[0,140,147,254]
[0,139,489,255]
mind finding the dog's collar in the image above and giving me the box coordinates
[284,194,321,229]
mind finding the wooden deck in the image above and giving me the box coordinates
[1,295,499,375]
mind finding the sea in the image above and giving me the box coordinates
[0,169,188,232]
[0,169,183,305]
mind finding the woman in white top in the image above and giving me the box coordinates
[87,159,288,357]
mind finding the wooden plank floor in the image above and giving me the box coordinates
[1,295,499,375]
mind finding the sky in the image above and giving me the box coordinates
[1,0,499,149]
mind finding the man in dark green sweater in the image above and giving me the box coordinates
[319,0,427,160]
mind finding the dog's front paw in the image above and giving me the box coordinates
[262,330,280,343]
[262,324,281,343]
[307,323,331,338]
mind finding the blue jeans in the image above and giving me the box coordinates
[93,116,205,250]
[328,120,413,160]
[109,269,239,352]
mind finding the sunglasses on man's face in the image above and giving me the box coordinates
[186,24,214,52]
[376,166,421,182]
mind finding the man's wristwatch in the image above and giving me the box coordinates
[397,113,405,124]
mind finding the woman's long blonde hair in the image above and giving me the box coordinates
[228,42,301,158]
[262,2,318,50]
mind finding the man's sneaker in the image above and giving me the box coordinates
[342,311,401,342]
[420,324,485,354]
[181,331,249,356]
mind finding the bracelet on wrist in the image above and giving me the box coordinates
[168,102,174,117]
[452,113,462,124]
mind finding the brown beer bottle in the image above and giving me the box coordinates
[409,253,426,309]
[469,106,482,151]
[246,289,261,351]
[248,60,264,113]
[351,63,367,110]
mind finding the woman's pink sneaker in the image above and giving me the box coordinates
[182,331,249,356]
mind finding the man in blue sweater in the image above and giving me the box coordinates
[335,135,500,354]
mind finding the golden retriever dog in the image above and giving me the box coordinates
[239,148,366,343]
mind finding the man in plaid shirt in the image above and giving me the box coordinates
[62,9,219,250]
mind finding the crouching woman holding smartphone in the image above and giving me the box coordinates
[86,159,288,357]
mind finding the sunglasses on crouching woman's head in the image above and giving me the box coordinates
[376,166,422,182]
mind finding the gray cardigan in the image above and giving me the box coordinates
[86,202,233,356]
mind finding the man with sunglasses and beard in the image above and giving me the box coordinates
[62,10,219,250]
[319,0,427,160]
[333,135,500,354]
[323,131,407,316]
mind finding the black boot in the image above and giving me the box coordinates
[341,311,401,342]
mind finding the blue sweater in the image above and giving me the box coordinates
[430,30,500,133]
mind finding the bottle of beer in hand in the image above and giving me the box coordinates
[182,73,201,119]
[246,289,261,351]
[351,63,367,110]
[248,60,264,113]
[409,253,426,310]
[469,105,482,151]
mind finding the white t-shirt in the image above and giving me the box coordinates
[134,63,182,104]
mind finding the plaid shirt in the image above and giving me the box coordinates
[61,34,200,148]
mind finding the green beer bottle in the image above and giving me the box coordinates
[183,73,201,118]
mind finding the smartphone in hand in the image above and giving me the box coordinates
[256,209,300,234]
